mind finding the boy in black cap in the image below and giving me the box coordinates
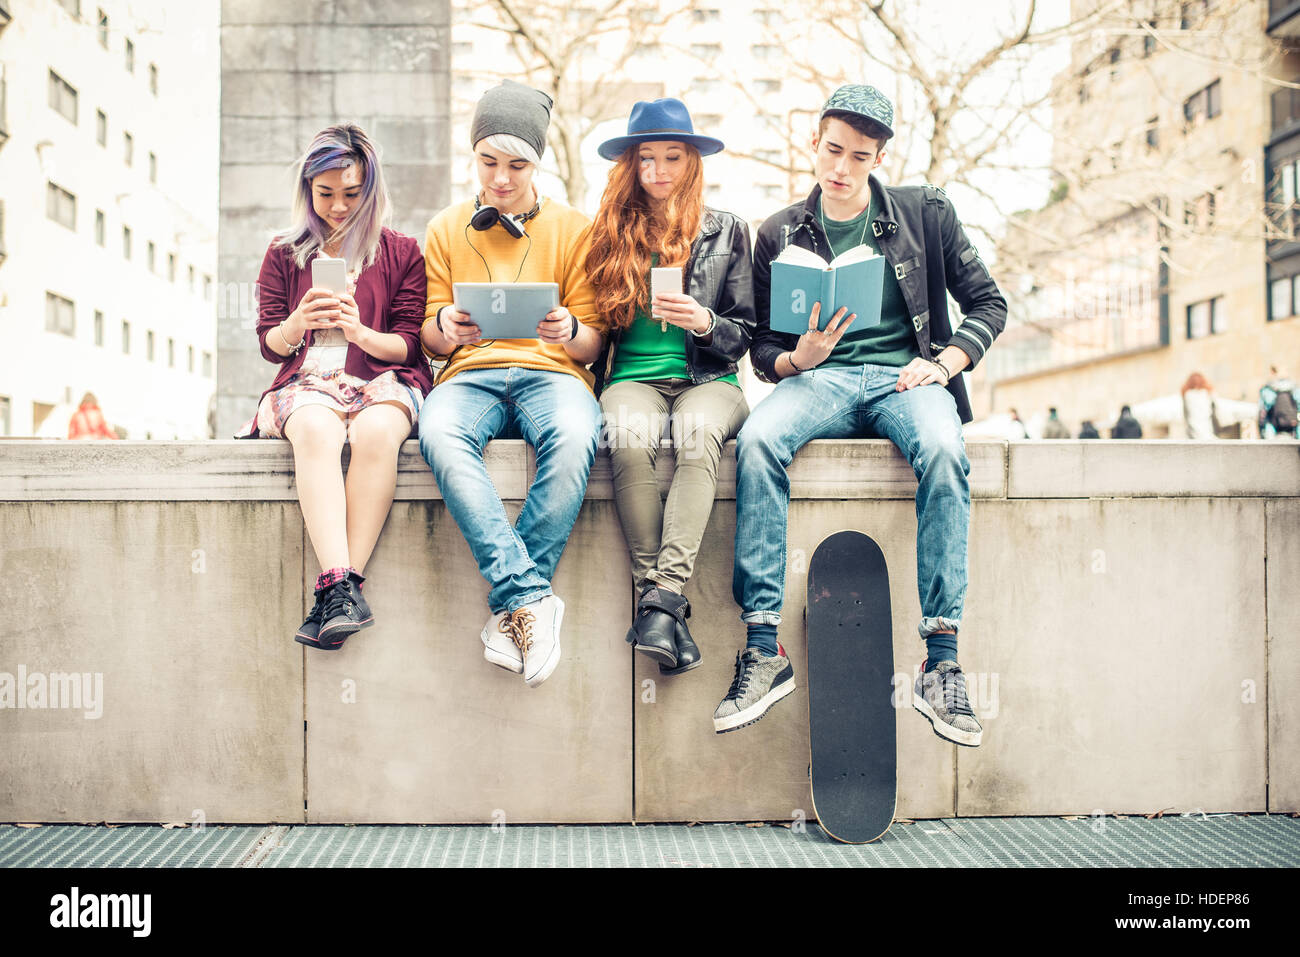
[713,84,1007,746]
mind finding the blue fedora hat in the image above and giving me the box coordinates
[597,98,724,160]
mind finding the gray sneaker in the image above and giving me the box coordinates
[712,647,796,734]
[481,610,523,674]
[912,659,983,747]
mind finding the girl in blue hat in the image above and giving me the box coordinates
[586,98,755,676]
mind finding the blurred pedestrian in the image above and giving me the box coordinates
[1008,408,1029,439]
[1041,406,1070,439]
[1111,404,1142,439]
[1181,372,1218,439]
[1259,366,1299,439]
[66,393,119,440]
[1078,420,1099,439]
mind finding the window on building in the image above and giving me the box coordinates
[759,184,784,200]
[121,320,130,354]
[753,8,780,25]
[95,209,105,246]
[45,292,75,337]
[692,7,721,22]
[1271,278,1294,321]
[755,78,782,95]
[96,108,107,146]
[691,43,722,58]
[1186,296,1224,338]
[147,241,155,272]
[692,77,720,94]
[125,37,134,73]
[167,253,176,281]
[751,43,778,60]
[1146,116,1159,151]
[202,351,212,377]
[97,8,108,48]
[94,310,104,346]
[635,40,661,54]
[754,148,782,165]
[146,330,155,361]
[149,151,157,184]
[123,130,133,166]
[48,69,77,124]
[122,225,132,259]
[149,63,158,96]
[45,182,76,230]
[695,113,724,128]
[563,6,595,24]
[1184,79,1221,129]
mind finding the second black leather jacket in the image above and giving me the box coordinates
[592,206,755,395]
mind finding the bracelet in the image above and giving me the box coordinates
[929,358,951,383]
[569,314,579,341]
[276,321,303,354]
[436,307,446,334]
[690,310,717,338]
[787,351,809,374]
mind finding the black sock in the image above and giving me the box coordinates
[746,623,779,657]
[924,633,958,671]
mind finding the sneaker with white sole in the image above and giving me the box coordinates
[712,645,796,734]
[481,610,523,674]
[501,594,564,688]
[912,659,983,747]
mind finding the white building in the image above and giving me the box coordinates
[0,0,219,439]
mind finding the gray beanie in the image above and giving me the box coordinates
[470,80,553,160]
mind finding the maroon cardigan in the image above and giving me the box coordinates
[252,227,433,418]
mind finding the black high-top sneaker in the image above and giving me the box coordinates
[316,571,373,650]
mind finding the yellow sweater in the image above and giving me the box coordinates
[423,197,605,390]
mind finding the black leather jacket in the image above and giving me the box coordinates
[750,178,1007,423]
[592,206,755,395]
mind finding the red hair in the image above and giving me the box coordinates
[586,145,704,331]
[1182,372,1212,394]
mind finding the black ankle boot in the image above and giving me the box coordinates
[293,583,331,648]
[317,571,374,650]
[660,596,701,676]
[626,585,682,668]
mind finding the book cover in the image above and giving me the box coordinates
[769,245,886,336]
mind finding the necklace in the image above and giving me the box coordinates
[818,198,871,258]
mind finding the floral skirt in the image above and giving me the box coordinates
[252,369,421,439]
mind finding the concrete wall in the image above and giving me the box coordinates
[217,0,451,438]
[0,439,1296,823]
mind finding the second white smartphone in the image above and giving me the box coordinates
[650,266,683,327]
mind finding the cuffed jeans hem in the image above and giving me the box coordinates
[501,587,553,614]
[741,610,782,626]
[918,616,961,639]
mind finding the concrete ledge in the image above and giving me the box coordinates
[0,440,1295,821]
[1008,440,1300,498]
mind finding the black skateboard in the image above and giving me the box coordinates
[806,529,897,844]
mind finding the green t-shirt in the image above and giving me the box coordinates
[817,195,918,370]
[609,253,738,387]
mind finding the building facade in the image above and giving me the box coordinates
[982,0,1300,436]
[0,0,219,439]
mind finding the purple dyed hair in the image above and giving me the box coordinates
[273,124,390,271]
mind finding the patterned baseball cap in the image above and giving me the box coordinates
[820,84,894,139]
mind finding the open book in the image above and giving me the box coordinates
[769,244,886,336]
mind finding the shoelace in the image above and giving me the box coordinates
[725,652,757,701]
[939,668,975,717]
[500,609,535,655]
[320,581,355,621]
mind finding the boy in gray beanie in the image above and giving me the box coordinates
[418,80,607,689]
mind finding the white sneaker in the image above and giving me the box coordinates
[481,610,524,674]
[502,594,564,688]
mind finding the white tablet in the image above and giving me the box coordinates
[452,282,561,339]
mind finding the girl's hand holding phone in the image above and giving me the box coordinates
[332,292,366,344]
[293,287,342,331]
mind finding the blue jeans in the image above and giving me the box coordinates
[418,368,601,613]
[732,364,970,639]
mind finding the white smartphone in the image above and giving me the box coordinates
[650,266,683,330]
[312,256,348,294]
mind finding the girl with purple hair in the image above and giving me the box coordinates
[238,123,432,650]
